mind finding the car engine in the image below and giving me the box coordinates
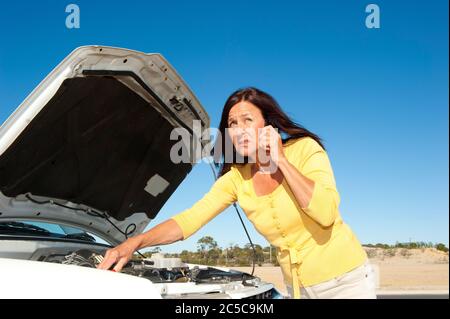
[41,249,256,285]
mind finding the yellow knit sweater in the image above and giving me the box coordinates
[171,136,367,298]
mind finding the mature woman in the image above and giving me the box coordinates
[98,87,376,299]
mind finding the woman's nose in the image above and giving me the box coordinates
[238,122,252,129]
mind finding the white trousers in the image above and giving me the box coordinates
[286,260,377,299]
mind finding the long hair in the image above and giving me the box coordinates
[212,87,325,177]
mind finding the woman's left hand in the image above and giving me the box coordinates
[258,125,286,167]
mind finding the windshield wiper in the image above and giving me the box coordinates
[0,221,51,236]
[63,232,96,242]
[0,222,96,243]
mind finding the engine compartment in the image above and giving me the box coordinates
[37,248,256,285]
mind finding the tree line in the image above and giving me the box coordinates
[141,235,279,267]
[364,241,448,252]
[139,237,448,266]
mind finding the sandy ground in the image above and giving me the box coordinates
[368,247,449,291]
[229,248,449,296]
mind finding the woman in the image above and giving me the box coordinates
[98,87,376,299]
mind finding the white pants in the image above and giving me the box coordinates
[286,260,377,299]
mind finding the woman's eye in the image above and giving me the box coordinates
[245,118,252,122]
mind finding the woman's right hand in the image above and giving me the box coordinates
[96,219,183,272]
[97,236,142,272]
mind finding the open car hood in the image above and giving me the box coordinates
[0,46,209,244]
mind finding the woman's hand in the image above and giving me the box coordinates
[97,236,142,272]
[258,125,286,170]
[96,219,184,272]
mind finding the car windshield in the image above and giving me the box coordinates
[0,220,107,244]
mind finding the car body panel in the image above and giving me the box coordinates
[0,257,163,299]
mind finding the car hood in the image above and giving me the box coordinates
[0,46,209,244]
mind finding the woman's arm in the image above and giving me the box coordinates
[97,169,238,272]
[169,168,238,240]
[261,126,339,227]
[278,141,340,227]
[277,156,315,209]
[134,218,184,248]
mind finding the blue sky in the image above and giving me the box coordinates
[0,0,448,252]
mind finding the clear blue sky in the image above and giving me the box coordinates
[0,1,448,252]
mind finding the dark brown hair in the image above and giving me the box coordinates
[213,87,325,176]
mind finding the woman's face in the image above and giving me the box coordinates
[227,101,265,158]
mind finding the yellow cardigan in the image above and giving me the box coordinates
[171,136,367,298]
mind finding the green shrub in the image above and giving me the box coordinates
[435,243,449,253]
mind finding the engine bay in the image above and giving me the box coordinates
[40,248,257,285]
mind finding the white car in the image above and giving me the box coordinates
[0,46,282,299]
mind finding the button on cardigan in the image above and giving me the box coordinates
[171,137,367,298]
